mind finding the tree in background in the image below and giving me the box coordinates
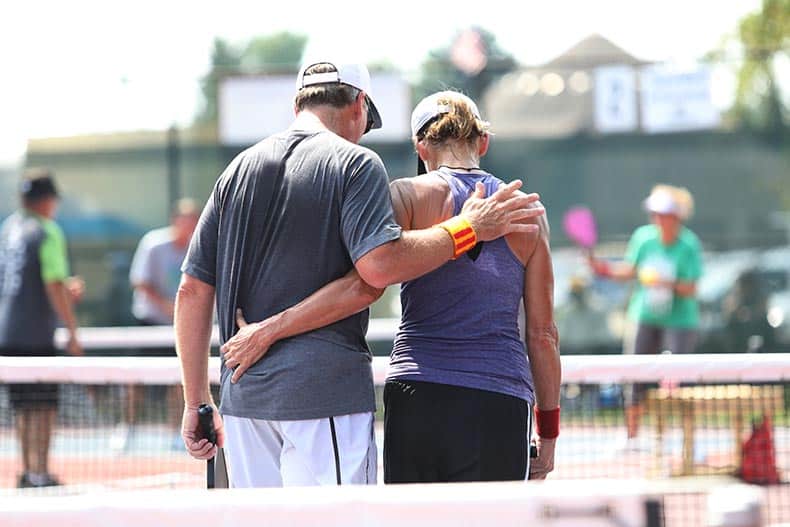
[196,32,308,125]
[414,27,517,103]
[239,32,308,73]
[723,0,790,215]
[195,38,241,125]
[729,0,789,136]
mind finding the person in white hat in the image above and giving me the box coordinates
[386,91,559,482]
[221,89,559,483]
[176,62,545,487]
[588,184,703,448]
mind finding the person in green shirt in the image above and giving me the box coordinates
[0,168,84,487]
[588,184,703,447]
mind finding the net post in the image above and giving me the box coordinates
[644,498,664,527]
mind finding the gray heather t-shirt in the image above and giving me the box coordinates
[182,129,402,421]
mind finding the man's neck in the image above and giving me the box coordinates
[292,110,328,132]
[24,206,51,220]
[293,108,357,143]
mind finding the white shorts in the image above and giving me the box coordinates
[222,412,377,488]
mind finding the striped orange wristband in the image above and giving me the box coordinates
[437,216,478,259]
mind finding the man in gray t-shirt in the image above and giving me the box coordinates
[176,60,541,487]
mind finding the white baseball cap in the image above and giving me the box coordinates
[643,188,680,216]
[410,91,482,137]
[295,61,382,131]
[411,91,486,174]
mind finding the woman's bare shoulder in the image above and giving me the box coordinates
[391,174,448,200]
[391,174,452,228]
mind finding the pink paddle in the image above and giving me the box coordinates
[563,206,598,250]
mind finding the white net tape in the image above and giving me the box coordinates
[7,321,790,387]
[0,478,766,527]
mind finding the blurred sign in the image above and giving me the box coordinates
[218,76,294,146]
[218,73,411,145]
[639,65,720,134]
[593,65,638,134]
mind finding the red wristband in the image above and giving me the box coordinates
[535,407,560,439]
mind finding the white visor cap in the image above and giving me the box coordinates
[410,91,482,137]
[643,188,680,216]
[295,61,382,130]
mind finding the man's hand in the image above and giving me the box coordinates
[65,276,85,303]
[529,437,556,480]
[221,309,281,384]
[460,180,544,241]
[181,403,224,459]
[66,334,83,356]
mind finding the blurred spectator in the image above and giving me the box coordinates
[555,275,612,354]
[722,269,775,353]
[0,168,84,487]
[114,198,199,450]
[588,184,703,449]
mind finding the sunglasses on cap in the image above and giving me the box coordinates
[363,95,375,134]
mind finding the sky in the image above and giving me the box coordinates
[0,0,763,165]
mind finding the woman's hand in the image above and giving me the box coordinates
[587,253,611,278]
[529,437,556,480]
[221,309,282,383]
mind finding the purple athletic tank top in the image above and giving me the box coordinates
[388,168,534,403]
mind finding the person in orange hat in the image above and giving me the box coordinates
[588,184,703,449]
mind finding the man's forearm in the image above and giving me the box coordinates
[385,227,459,285]
[358,228,454,288]
[175,275,216,407]
[45,281,78,335]
[359,182,545,288]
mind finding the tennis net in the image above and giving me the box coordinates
[0,325,788,526]
[0,478,769,527]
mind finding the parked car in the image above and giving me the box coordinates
[696,247,789,353]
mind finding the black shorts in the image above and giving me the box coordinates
[0,347,59,410]
[384,379,531,484]
[624,323,698,405]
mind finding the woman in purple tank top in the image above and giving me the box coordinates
[221,90,560,483]
[379,91,559,482]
